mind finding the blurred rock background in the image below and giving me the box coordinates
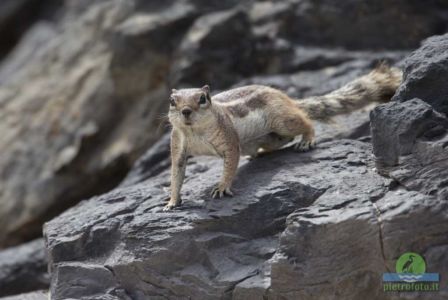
[0,0,447,299]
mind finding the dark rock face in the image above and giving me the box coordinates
[0,1,188,247]
[121,133,171,187]
[0,239,49,297]
[393,33,448,114]
[371,34,448,200]
[45,136,448,299]
[0,0,59,60]
[371,99,448,169]
[372,100,448,199]
[0,291,48,300]
[278,0,448,50]
[171,9,258,89]
[366,33,448,299]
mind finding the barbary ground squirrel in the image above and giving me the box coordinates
[165,65,402,210]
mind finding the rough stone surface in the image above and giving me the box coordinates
[393,33,448,115]
[0,0,192,247]
[0,0,59,60]
[171,9,260,89]
[0,291,48,300]
[121,132,171,187]
[45,135,448,299]
[0,239,49,297]
[372,34,448,200]
[371,99,448,176]
[272,189,448,300]
[277,0,448,50]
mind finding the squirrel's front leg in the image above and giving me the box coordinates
[164,130,187,211]
[211,145,240,199]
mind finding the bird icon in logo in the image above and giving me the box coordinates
[401,254,415,273]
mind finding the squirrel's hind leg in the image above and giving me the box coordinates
[270,106,316,152]
[259,133,293,153]
[241,133,293,159]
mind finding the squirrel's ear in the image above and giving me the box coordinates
[202,85,211,102]
[201,85,210,94]
[171,88,178,94]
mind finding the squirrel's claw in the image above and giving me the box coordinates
[294,139,316,152]
[163,204,176,211]
[163,198,181,211]
[211,186,233,198]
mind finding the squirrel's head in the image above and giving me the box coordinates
[168,85,212,128]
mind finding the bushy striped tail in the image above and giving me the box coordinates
[297,65,402,121]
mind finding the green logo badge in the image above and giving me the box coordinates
[395,252,426,274]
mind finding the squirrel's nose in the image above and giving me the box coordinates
[181,108,192,117]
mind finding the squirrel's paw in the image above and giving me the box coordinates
[294,139,315,152]
[211,185,234,199]
[163,199,181,211]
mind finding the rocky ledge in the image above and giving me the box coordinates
[44,135,448,300]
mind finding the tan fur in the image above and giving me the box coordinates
[164,66,402,210]
[298,65,403,121]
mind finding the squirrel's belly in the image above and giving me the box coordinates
[231,110,270,143]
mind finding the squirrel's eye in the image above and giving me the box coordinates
[169,97,176,106]
[199,94,207,105]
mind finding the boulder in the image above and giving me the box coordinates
[277,0,448,50]
[371,99,448,199]
[0,239,49,297]
[392,33,448,115]
[0,0,194,247]
[170,8,280,89]
[371,33,448,199]
[271,188,448,299]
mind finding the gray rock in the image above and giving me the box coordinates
[0,239,49,297]
[0,0,58,61]
[170,9,262,89]
[278,0,448,50]
[120,132,171,187]
[371,34,448,199]
[271,188,448,300]
[393,33,448,115]
[371,99,448,199]
[0,290,48,300]
[0,1,193,247]
[44,135,448,299]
